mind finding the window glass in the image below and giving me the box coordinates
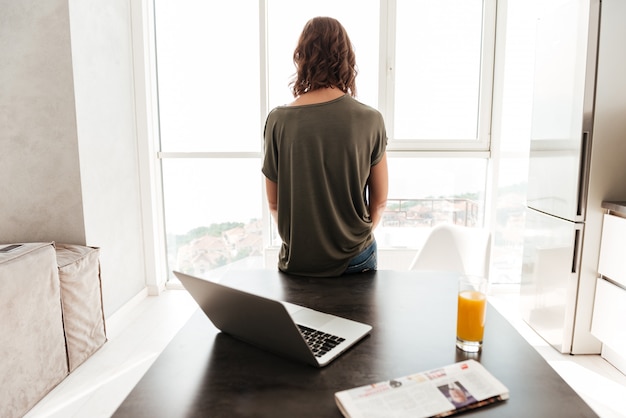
[267,0,379,109]
[489,0,542,284]
[154,1,260,152]
[161,159,263,279]
[153,1,496,281]
[393,0,483,140]
[377,157,487,248]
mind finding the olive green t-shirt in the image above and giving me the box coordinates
[262,95,387,277]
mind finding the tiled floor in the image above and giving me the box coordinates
[23,286,626,418]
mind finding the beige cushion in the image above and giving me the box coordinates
[56,243,107,372]
[0,242,68,418]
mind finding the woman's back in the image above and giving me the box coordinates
[262,16,388,277]
[263,95,386,276]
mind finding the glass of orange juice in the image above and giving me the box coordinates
[456,275,488,352]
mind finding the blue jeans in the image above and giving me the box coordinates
[344,240,377,275]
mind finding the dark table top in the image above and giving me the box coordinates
[113,270,598,417]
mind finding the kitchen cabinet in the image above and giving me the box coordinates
[591,202,626,374]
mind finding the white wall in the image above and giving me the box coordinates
[0,0,85,244]
[68,0,148,316]
[0,0,149,317]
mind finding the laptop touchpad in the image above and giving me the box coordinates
[291,308,333,329]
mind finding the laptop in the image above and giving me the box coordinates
[174,271,372,367]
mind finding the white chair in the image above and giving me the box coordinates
[409,223,491,278]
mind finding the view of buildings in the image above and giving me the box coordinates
[168,189,526,284]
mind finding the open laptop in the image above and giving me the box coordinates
[174,271,372,367]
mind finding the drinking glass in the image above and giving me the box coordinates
[456,275,488,352]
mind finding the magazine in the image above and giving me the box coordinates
[334,360,509,418]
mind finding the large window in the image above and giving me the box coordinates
[393,0,487,143]
[155,2,260,152]
[154,0,496,281]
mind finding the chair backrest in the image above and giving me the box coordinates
[409,223,492,278]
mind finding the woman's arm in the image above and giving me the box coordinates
[265,177,279,225]
[368,152,388,229]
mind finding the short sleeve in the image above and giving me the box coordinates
[371,112,388,166]
[262,110,279,182]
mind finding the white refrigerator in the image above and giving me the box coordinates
[520,0,626,354]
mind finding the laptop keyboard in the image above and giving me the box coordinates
[297,325,345,358]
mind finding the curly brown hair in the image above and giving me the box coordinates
[290,17,358,98]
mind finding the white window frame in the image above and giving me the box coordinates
[380,0,497,153]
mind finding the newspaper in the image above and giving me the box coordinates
[334,360,509,418]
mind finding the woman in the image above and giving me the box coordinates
[262,17,388,277]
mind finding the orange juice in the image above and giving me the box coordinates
[456,290,486,342]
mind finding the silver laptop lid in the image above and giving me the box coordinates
[173,271,371,367]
